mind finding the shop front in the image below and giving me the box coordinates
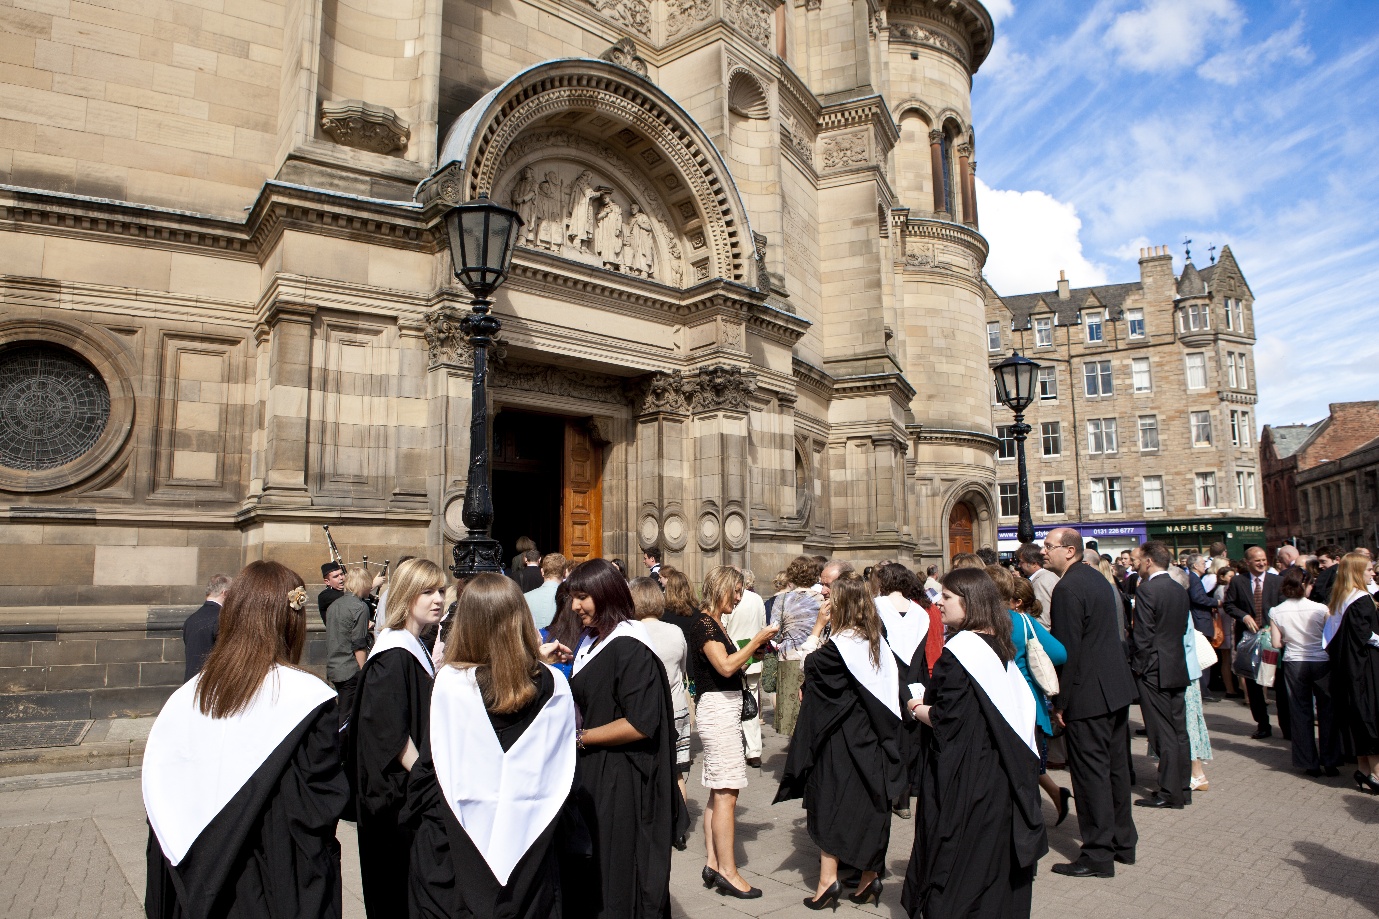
[997,521,1148,559]
[1145,518,1267,560]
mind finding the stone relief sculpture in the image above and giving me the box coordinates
[593,190,624,269]
[625,203,656,278]
[505,160,676,283]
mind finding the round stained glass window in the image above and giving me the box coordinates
[0,344,111,472]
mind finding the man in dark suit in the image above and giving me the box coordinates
[1044,527,1139,878]
[182,574,232,681]
[1130,542,1192,808]
[1225,545,1286,738]
[1311,545,1342,607]
[1185,553,1220,700]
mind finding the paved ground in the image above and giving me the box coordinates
[2,696,1376,919]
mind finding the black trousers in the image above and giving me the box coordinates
[1246,673,1292,736]
[1137,677,1190,804]
[1065,707,1138,870]
[333,674,359,732]
[1283,660,1342,769]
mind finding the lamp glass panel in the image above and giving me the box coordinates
[1015,360,1038,405]
[485,213,511,270]
[993,364,1014,405]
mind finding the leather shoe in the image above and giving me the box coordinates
[1134,727,1148,736]
[1250,726,1273,739]
[1114,852,1136,866]
[1051,860,1113,879]
[1134,794,1183,809]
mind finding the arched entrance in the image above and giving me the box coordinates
[948,501,974,559]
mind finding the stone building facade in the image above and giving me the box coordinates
[985,246,1266,558]
[0,0,1002,717]
[1261,402,1379,552]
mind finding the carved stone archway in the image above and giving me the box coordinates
[417,59,759,288]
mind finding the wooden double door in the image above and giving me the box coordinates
[491,410,602,564]
[948,501,975,560]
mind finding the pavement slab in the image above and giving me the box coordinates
[0,696,1375,918]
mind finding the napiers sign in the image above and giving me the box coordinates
[998,522,1148,542]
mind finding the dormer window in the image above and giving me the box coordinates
[1085,310,1104,343]
[1035,317,1052,347]
[1127,308,1145,338]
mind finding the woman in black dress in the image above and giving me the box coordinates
[564,558,689,918]
[407,573,577,918]
[1324,552,1379,792]
[349,558,446,917]
[902,567,1047,919]
[775,570,905,909]
[144,561,348,919]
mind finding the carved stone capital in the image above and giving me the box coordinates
[636,365,758,416]
[320,100,410,155]
[423,305,470,366]
[928,129,944,145]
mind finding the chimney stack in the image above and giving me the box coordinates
[1138,243,1174,294]
[1057,269,1070,300]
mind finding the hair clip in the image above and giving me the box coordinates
[287,586,307,611]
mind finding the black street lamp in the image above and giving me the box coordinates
[443,197,524,578]
[992,351,1041,546]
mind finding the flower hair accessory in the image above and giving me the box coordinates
[287,586,307,611]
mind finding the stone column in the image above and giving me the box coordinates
[967,159,980,229]
[258,303,314,505]
[928,130,946,216]
[634,373,692,576]
[958,144,974,226]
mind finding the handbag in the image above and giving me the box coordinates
[760,654,778,694]
[741,687,759,721]
[1210,615,1225,649]
[1193,627,1218,674]
[1021,614,1060,696]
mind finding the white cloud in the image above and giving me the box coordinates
[1106,0,1243,73]
[1197,19,1312,85]
[977,178,1111,295]
[984,0,1015,25]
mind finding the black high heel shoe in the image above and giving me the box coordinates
[1056,787,1073,826]
[848,877,882,905]
[712,873,762,899]
[701,865,721,888]
[804,881,841,910]
[1356,771,1379,795]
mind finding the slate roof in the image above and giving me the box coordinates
[1267,422,1322,459]
[1176,260,1206,297]
[994,281,1142,329]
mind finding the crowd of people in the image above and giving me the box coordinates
[149,532,1379,919]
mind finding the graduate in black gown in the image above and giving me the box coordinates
[348,558,446,917]
[776,571,905,910]
[563,559,689,919]
[406,573,578,918]
[144,561,349,919]
[874,563,941,818]
[1322,553,1379,792]
[902,567,1048,919]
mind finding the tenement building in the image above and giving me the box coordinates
[985,246,1266,558]
[0,0,1002,719]
[1261,401,1379,552]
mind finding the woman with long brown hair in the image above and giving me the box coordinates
[776,570,904,910]
[902,567,1046,919]
[144,561,348,919]
[693,566,778,899]
[563,558,688,919]
[349,558,446,917]
[1324,552,1379,793]
[406,573,577,918]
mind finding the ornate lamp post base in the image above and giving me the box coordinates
[451,531,505,579]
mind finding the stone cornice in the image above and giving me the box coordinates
[914,425,1000,451]
[792,357,835,400]
[900,216,989,266]
[817,94,901,155]
[1217,390,1258,406]
[885,0,994,73]
[831,370,918,404]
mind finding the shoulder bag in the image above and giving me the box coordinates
[1022,613,1060,696]
[1193,625,1218,673]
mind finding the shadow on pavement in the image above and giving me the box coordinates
[1285,840,1379,914]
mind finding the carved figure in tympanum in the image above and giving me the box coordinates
[536,171,565,251]
[511,166,539,243]
[566,170,600,253]
[594,191,624,270]
[625,203,656,278]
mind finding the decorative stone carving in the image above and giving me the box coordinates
[889,22,968,66]
[636,365,757,415]
[667,0,712,37]
[583,0,651,37]
[320,100,410,155]
[804,0,820,10]
[600,38,648,76]
[724,0,771,48]
[422,305,471,365]
[821,132,869,169]
[727,69,769,119]
[496,133,687,284]
[490,360,630,406]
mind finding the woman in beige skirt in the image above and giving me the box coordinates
[691,566,778,900]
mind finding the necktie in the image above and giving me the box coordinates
[1253,576,1264,620]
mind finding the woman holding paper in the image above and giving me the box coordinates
[775,571,905,910]
[902,567,1047,919]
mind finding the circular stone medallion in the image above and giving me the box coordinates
[0,345,110,472]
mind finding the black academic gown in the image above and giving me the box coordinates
[774,641,905,872]
[350,639,434,918]
[878,600,934,799]
[1328,592,1379,756]
[407,667,576,919]
[902,643,1047,919]
[565,635,689,919]
[145,676,349,919]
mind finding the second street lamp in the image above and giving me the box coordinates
[443,196,524,579]
[992,350,1041,546]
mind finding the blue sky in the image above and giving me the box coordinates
[971,0,1379,429]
